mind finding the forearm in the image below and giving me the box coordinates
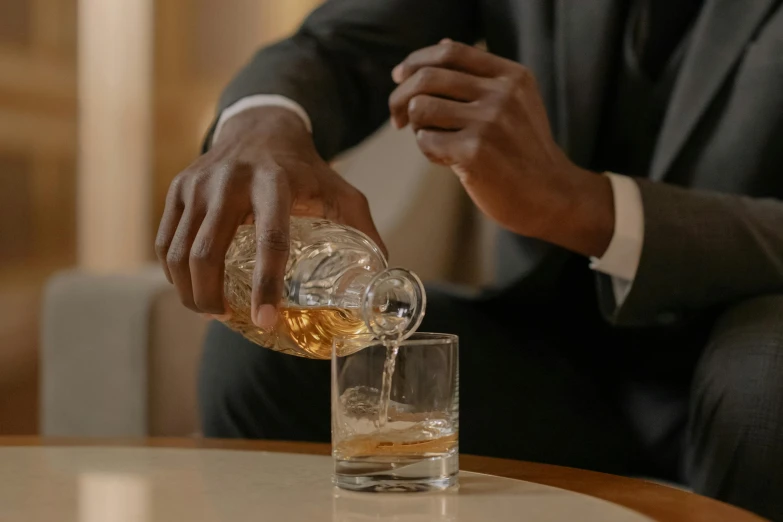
[534,167,616,259]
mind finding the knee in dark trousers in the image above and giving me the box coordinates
[198,320,332,441]
[686,295,783,520]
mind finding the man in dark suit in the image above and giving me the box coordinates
[155,0,783,517]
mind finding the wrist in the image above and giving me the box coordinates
[536,167,615,258]
[215,106,312,148]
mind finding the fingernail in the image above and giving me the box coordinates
[254,304,277,329]
[392,64,403,83]
[440,38,452,44]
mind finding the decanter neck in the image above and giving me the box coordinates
[360,268,426,340]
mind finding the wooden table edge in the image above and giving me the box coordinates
[0,437,766,522]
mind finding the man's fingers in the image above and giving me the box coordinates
[405,94,476,132]
[251,175,291,329]
[167,208,205,312]
[394,40,512,84]
[190,209,241,316]
[389,67,486,128]
[155,182,184,283]
[415,128,471,169]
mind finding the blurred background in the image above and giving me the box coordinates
[0,0,495,437]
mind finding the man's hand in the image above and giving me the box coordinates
[389,40,614,258]
[155,106,385,327]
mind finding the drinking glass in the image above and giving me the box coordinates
[332,333,459,492]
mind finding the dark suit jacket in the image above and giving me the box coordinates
[212,0,783,328]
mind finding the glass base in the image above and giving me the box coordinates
[333,453,459,493]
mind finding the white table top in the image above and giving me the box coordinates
[0,446,654,522]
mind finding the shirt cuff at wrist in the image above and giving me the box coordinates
[589,172,644,282]
[212,95,313,145]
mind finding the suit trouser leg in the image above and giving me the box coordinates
[198,286,638,475]
[685,295,783,521]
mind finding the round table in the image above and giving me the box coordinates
[0,437,763,522]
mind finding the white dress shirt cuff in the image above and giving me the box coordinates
[589,173,645,305]
[212,95,313,146]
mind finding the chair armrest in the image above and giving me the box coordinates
[41,265,205,437]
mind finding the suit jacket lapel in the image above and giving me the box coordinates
[651,0,778,181]
[555,0,623,167]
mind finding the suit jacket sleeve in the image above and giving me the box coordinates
[598,179,783,326]
[206,0,480,159]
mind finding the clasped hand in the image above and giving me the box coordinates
[389,39,612,252]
